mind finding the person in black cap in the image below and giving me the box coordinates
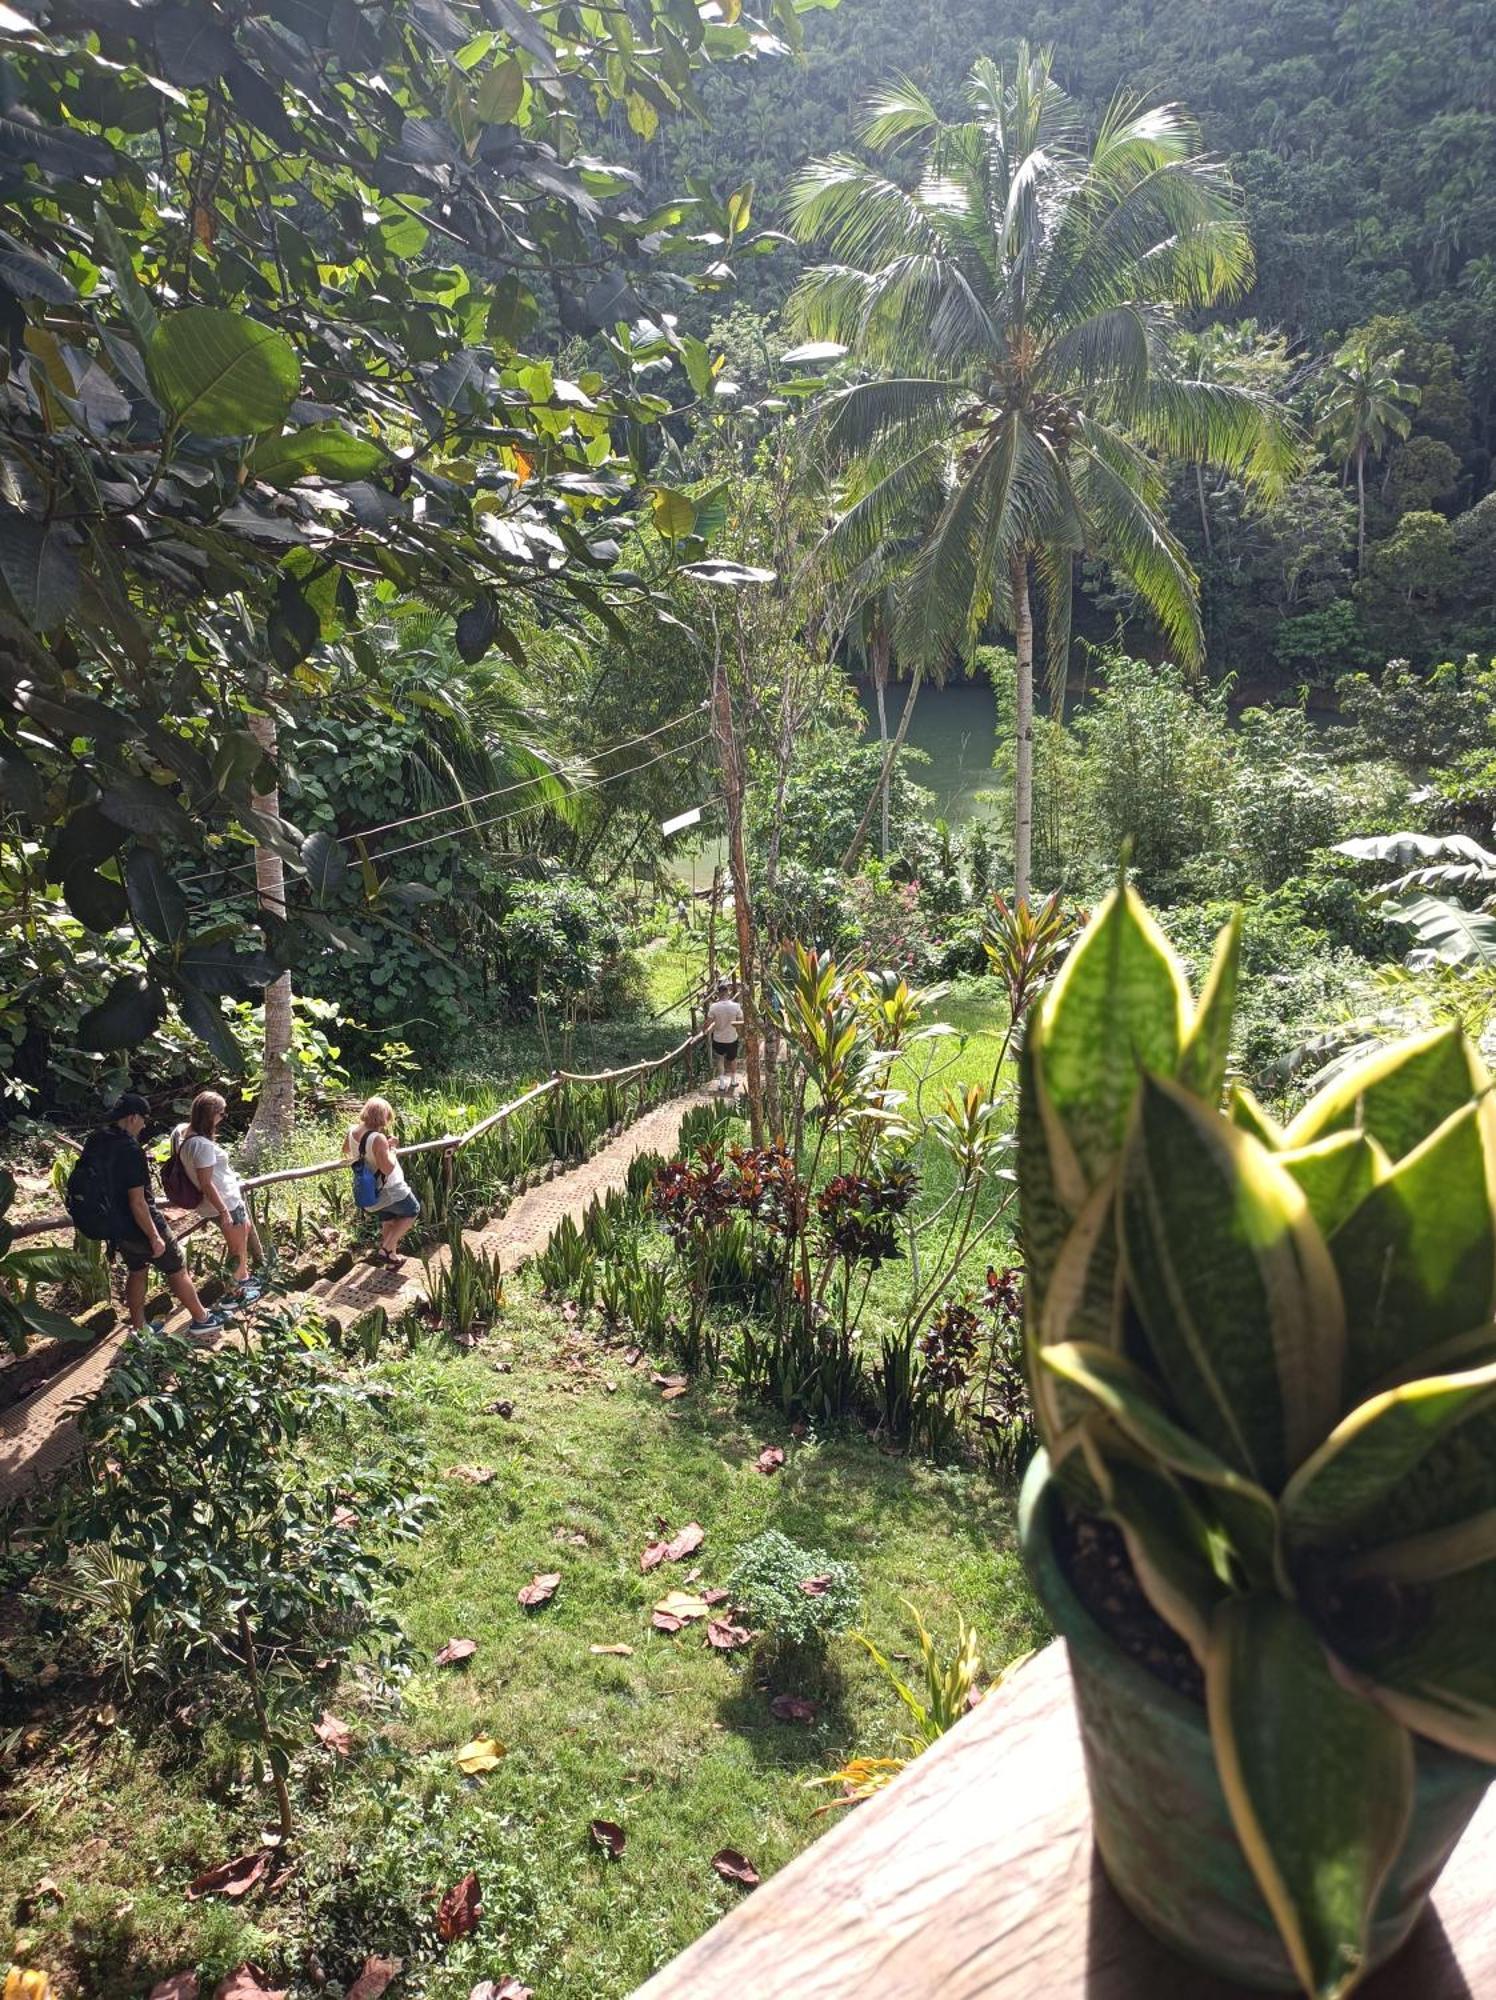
[76,1094,234,1337]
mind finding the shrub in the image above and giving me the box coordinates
[728,1529,860,1647]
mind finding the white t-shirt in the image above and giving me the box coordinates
[707,996,743,1044]
[173,1126,244,1213]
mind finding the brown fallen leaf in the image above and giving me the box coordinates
[436,1870,482,1942]
[148,1978,199,2000]
[701,1588,731,1606]
[434,1637,478,1668]
[711,1848,761,1887]
[331,1506,359,1530]
[639,1539,670,1572]
[314,1711,353,1758]
[561,1300,579,1322]
[347,1957,401,2000]
[798,1574,832,1597]
[650,1371,687,1389]
[517,1571,560,1609]
[756,1446,785,1475]
[214,1971,286,2000]
[770,1694,819,1724]
[187,1851,269,1902]
[590,1644,634,1656]
[469,1981,533,2000]
[589,1818,626,1860]
[446,1464,495,1485]
[660,1385,689,1401]
[651,1611,685,1633]
[665,1522,704,1562]
[705,1621,752,1650]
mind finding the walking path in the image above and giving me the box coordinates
[0,1090,709,1511]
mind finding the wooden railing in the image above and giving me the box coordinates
[11,1029,708,1237]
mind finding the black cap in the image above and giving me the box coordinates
[104,1091,151,1123]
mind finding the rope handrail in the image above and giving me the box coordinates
[10,1030,708,1226]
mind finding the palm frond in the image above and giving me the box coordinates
[1072,417,1203,665]
[857,75,942,152]
[814,377,966,464]
[1125,375,1304,497]
[785,159,947,266]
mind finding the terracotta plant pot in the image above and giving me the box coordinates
[1019,1451,1490,1993]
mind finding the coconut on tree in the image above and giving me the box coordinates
[786,43,1299,900]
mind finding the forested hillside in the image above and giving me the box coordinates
[641,0,1496,686]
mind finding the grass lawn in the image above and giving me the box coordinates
[0,1273,1047,2000]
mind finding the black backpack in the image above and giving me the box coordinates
[65,1132,128,1241]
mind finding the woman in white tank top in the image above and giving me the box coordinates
[343,1095,422,1266]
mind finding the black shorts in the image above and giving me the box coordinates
[110,1209,185,1276]
[713,1038,741,1062]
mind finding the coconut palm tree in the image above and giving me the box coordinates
[1316,339,1420,571]
[786,44,1298,899]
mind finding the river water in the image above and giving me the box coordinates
[855,674,1001,825]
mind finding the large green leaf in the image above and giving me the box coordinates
[125,847,189,946]
[1206,1595,1413,2000]
[1175,908,1240,1105]
[1017,1010,1087,1329]
[1031,884,1192,1191]
[175,981,245,1073]
[249,423,385,486]
[1278,1131,1389,1242]
[1336,1558,1496,1761]
[0,511,80,629]
[1383,894,1496,968]
[1031,1178,1122,1452]
[1230,1084,1286,1148]
[74,972,167,1051]
[1330,1096,1496,1398]
[1044,1339,1279,1583]
[1280,1357,1496,1548]
[62,864,127,933]
[1120,1074,1344,1489]
[1285,1023,1487,1164]
[301,828,347,901]
[147,308,299,435]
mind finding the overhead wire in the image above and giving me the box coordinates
[180,705,711,886]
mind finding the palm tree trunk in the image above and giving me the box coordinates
[1195,464,1213,556]
[1356,444,1366,573]
[872,628,891,859]
[243,711,295,1166]
[841,662,923,873]
[1011,552,1035,903]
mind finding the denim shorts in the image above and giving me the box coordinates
[378,1192,421,1220]
[224,1202,248,1228]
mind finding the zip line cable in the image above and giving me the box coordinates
[180,706,710,886]
[368,734,713,862]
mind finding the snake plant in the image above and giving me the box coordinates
[1021,885,1496,2000]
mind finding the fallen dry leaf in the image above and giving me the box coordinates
[331,1506,359,1530]
[213,1971,286,2000]
[660,1385,689,1401]
[639,1539,669,1572]
[665,1522,704,1562]
[434,1637,478,1668]
[652,1589,710,1623]
[314,1712,353,1758]
[561,1300,579,1322]
[711,1849,761,1887]
[589,1819,626,1860]
[798,1574,832,1597]
[651,1611,684,1633]
[347,1957,401,2000]
[456,1736,506,1774]
[650,1371,686,1389]
[469,1981,532,2000]
[517,1571,560,1609]
[446,1464,495,1485]
[148,1978,199,2000]
[590,1644,634,1656]
[701,1588,731,1606]
[770,1694,819,1724]
[705,1621,752,1651]
[756,1446,785,1475]
[186,1851,269,1902]
[436,1870,482,1942]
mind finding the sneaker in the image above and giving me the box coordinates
[187,1311,228,1335]
[231,1278,264,1304]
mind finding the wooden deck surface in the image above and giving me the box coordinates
[635,1639,1493,1999]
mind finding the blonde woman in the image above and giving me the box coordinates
[345,1095,421,1266]
[169,1089,264,1303]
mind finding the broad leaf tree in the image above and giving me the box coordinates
[0,0,820,1084]
[785,44,1297,898]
